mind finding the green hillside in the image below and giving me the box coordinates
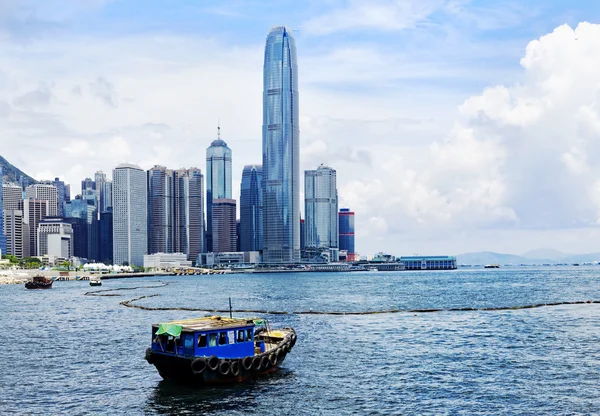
[0,155,37,185]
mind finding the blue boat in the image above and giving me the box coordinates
[145,316,296,385]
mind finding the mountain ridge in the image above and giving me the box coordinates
[456,250,600,265]
[0,155,37,185]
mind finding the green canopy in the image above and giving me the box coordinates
[253,319,266,325]
[156,323,182,337]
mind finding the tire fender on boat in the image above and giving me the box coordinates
[145,348,154,364]
[242,356,253,371]
[230,360,241,377]
[251,355,262,371]
[290,333,297,348]
[260,355,270,370]
[218,360,231,376]
[191,357,207,375]
[268,353,278,366]
[207,355,219,371]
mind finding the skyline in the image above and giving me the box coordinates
[3,2,600,255]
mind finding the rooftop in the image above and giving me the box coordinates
[153,316,255,332]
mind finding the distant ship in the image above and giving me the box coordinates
[484,264,500,269]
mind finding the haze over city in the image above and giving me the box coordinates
[2,0,600,256]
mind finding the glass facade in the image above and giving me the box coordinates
[262,26,300,263]
[0,167,6,255]
[175,168,204,263]
[206,135,232,252]
[147,166,175,254]
[304,165,338,261]
[99,209,113,263]
[239,165,263,252]
[338,208,355,260]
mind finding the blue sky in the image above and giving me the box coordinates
[2,0,600,255]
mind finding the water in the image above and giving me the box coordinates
[1,266,600,415]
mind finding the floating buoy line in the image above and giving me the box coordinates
[84,282,170,297]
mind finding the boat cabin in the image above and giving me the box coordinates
[151,316,263,359]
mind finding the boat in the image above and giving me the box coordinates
[145,316,296,385]
[484,264,500,269]
[89,277,102,286]
[25,275,53,289]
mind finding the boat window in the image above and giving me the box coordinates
[218,332,227,345]
[246,329,253,341]
[183,334,193,349]
[237,330,245,343]
[209,333,217,347]
[197,334,207,348]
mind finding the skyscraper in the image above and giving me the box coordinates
[65,197,98,261]
[95,171,106,213]
[147,165,174,254]
[52,177,68,217]
[2,183,23,211]
[0,167,6,255]
[23,199,48,256]
[339,208,355,262]
[25,184,58,217]
[99,209,113,264]
[174,168,204,263]
[4,209,23,258]
[113,163,147,266]
[101,180,112,212]
[304,164,339,262]
[206,126,232,252]
[262,26,300,264]
[212,198,236,253]
[239,165,263,252]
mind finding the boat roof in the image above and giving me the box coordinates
[152,316,257,332]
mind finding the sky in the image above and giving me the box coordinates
[2,0,600,256]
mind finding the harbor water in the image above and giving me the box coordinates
[2,266,600,415]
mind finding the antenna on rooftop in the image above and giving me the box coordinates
[218,119,221,140]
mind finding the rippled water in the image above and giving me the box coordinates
[1,266,600,415]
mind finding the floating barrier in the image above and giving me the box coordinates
[84,282,170,297]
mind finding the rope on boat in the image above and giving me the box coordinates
[119,294,600,315]
[84,282,170,297]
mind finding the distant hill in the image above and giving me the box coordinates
[0,155,36,185]
[456,250,600,265]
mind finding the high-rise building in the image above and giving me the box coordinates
[99,209,113,264]
[95,171,106,213]
[3,183,23,211]
[239,165,263,252]
[81,177,95,193]
[206,127,232,252]
[23,199,48,256]
[64,217,87,259]
[339,208,355,262]
[25,184,58,217]
[113,163,147,266]
[174,168,204,263]
[52,177,68,217]
[4,210,23,258]
[211,198,236,253]
[262,26,300,264]
[37,218,73,259]
[0,167,5,255]
[304,165,339,262]
[147,165,174,254]
[101,180,112,212]
[65,197,98,261]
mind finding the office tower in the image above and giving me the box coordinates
[65,184,71,202]
[211,198,236,253]
[3,183,23,211]
[101,180,112,212]
[300,218,305,252]
[4,210,23,258]
[37,218,73,258]
[339,208,355,262]
[0,167,5,255]
[23,199,48,256]
[99,209,113,264]
[206,126,232,252]
[262,26,300,263]
[304,165,339,262]
[95,171,106,212]
[239,165,263,252]
[52,177,68,217]
[25,184,58,216]
[147,165,174,254]
[81,177,95,193]
[65,197,98,261]
[113,163,147,266]
[174,168,204,263]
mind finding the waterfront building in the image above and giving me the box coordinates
[99,209,113,263]
[0,168,5,255]
[64,217,87,259]
[23,199,48,256]
[143,252,191,270]
[199,251,260,267]
[113,163,147,267]
[101,180,112,212]
[95,171,106,213]
[239,165,263,252]
[174,168,204,263]
[25,184,58,216]
[206,127,232,252]
[147,165,175,254]
[52,177,68,217]
[3,209,23,258]
[262,26,300,264]
[65,196,98,261]
[2,183,23,211]
[304,165,339,262]
[338,208,355,262]
[211,198,236,253]
[37,218,73,259]
[400,256,457,270]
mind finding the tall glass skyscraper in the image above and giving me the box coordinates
[262,26,300,264]
[206,127,232,252]
[147,165,174,254]
[0,167,6,255]
[239,164,263,252]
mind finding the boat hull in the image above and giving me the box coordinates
[25,281,53,289]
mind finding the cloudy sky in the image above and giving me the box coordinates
[2,0,600,256]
